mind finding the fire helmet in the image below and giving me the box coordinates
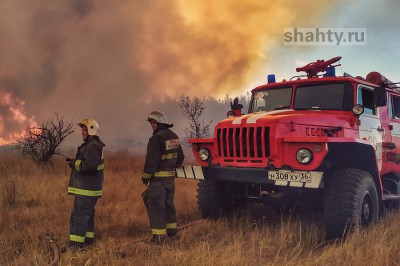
[77,118,99,136]
[147,111,170,125]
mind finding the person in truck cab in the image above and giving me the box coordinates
[142,111,184,244]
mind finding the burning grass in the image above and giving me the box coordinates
[1,152,400,265]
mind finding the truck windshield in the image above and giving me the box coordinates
[294,83,353,110]
[250,87,292,112]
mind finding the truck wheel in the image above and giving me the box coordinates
[197,180,224,219]
[324,168,379,240]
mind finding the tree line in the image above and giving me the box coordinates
[16,94,251,165]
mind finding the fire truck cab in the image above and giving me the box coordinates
[176,56,400,239]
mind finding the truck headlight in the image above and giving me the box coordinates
[199,148,210,161]
[296,148,313,164]
[352,104,364,115]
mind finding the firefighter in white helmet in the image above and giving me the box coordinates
[63,118,105,252]
[142,111,184,244]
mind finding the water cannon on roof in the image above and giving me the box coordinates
[296,56,342,78]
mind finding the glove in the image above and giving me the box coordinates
[142,177,150,186]
[66,158,74,168]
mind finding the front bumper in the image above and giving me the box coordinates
[176,166,324,189]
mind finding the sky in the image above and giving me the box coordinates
[1,0,399,151]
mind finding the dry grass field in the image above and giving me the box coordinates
[1,151,400,266]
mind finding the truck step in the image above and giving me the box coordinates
[382,194,400,201]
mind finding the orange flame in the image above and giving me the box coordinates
[0,90,37,146]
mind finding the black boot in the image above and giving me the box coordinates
[167,228,177,237]
[85,238,94,246]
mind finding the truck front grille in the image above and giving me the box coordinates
[216,126,270,160]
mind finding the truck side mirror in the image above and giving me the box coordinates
[374,86,387,107]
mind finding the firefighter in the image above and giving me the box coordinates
[142,111,184,244]
[63,118,105,251]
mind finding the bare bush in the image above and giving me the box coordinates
[16,113,74,165]
[180,95,212,139]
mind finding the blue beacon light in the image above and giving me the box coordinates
[267,74,276,83]
[326,66,336,77]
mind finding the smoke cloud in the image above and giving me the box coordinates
[0,0,338,149]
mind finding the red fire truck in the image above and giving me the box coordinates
[176,56,400,239]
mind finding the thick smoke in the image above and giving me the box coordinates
[0,0,337,149]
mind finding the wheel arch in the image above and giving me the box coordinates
[324,142,384,215]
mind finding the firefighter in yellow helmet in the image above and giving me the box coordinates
[142,111,184,244]
[63,118,105,252]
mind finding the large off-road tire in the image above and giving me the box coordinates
[197,180,224,219]
[197,180,247,219]
[324,168,379,240]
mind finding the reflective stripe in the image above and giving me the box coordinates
[152,228,167,235]
[143,170,176,178]
[154,171,175,177]
[97,164,104,170]
[68,187,103,197]
[161,153,178,160]
[86,231,94,238]
[175,166,205,180]
[143,172,152,178]
[247,113,268,124]
[75,160,82,171]
[166,223,177,229]
[70,234,85,243]
[74,160,103,172]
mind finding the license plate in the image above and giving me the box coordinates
[268,171,312,183]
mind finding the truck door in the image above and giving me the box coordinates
[387,94,400,173]
[388,94,400,143]
[358,85,383,170]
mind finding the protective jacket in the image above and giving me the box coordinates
[68,136,105,197]
[142,125,184,180]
